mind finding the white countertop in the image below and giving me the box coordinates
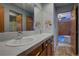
[0,33,53,56]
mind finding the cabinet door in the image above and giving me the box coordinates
[18,39,54,56]
[0,4,4,32]
[16,15,22,32]
[46,39,53,56]
[26,16,33,31]
[27,45,42,56]
[39,42,47,56]
[47,43,53,56]
[40,49,47,56]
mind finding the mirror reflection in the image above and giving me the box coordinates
[9,10,22,32]
[0,3,34,32]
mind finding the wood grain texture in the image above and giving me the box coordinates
[26,16,33,31]
[71,4,76,55]
[0,4,4,32]
[58,21,71,35]
[16,15,22,32]
[55,46,75,56]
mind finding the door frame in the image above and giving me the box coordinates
[76,5,78,55]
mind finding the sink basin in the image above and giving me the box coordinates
[6,37,34,47]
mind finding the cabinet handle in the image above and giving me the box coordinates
[36,52,41,56]
[46,44,48,47]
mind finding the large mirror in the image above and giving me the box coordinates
[0,3,34,32]
[9,10,22,32]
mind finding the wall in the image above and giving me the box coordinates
[41,4,58,48]
[34,3,55,33]
[2,3,33,31]
[42,4,54,33]
[34,4,42,33]
[34,4,57,48]
[53,5,58,49]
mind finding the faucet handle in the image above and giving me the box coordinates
[18,31,23,34]
[16,31,23,40]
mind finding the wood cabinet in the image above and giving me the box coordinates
[46,39,53,56]
[40,49,47,56]
[26,16,33,31]
[27,45,43,56]
[16,15,22,32]
[29,38,53,56]
[18,38,54,56]
[71,4,76,55]
[0,4,4,32]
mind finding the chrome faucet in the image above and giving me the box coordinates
[16,31,23,40]
[40,29,42,34]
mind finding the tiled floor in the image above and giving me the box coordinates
[54,44,74,56]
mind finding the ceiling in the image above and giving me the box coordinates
[12,3,48,13]
[12,3,73,13]
[12,3,35,13]
[54,3,73,7]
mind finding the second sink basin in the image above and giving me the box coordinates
[6,37,34,47]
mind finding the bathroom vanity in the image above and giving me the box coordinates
[0,33,54,56]
[18,35,53,56]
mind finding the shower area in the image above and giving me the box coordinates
[58,12,71,46]
[55,11,73,56]
[54,4,77,56]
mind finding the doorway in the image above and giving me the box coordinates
[55,4,77,56]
